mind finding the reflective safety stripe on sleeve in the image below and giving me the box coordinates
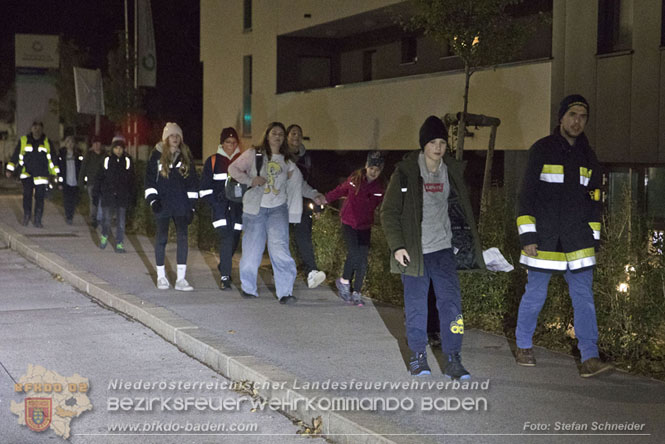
[144,188,158,198]
[23,146,33,152]
[199,189,213,197]
[516,215,536,234]
[38,146,47,153]
[125,157,131,170]
[233,223,242,231]
[212,218,227,228]
[540,164,564,183]
[579,167,592,186]
[213,173,228,181]
[6,163,14,171]
[401,187,407,192]
[104,157,110,169]
[589,222,601,240]
[187,192,199,199]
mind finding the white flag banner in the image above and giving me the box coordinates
[73,67,105,115]
[137,0,156,87]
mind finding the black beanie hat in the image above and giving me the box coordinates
[558,94,589,122]
[419,116,448,149]
[366,150,384,168]
[220,127,239,144]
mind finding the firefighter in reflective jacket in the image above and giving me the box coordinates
[198,127,243,290]
[5,121,59,227]
[514,94,613,378]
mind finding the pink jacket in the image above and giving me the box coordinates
[325,174,384,230]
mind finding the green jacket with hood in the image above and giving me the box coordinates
[380,150,485,276]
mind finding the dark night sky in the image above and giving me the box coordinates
[2,0,203,156]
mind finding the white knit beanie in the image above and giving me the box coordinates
[162,122,183,142]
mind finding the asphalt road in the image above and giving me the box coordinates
[0,240,325,444]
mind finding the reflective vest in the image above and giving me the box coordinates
[7,135,59,183]
[516,129,602,272]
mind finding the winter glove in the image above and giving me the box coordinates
[150,199,162,214]
[186,208,195,225]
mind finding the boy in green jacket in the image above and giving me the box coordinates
[381,116,484,378]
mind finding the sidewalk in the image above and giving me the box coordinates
[1,193,664,444]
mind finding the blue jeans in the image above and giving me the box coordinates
[102,206,127,243]
[516,268,599,362]
[402,248,463,354]
[240,204,296,298]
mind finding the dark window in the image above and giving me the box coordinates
[243,0,252,31]
[362,50,375,81]
[598,0,632,53]
[401,36,417,64]
[243,55,252,136]
[297,56,331,90]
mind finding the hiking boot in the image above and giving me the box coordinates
[279,295,297,305]
[579,358,614,378]
[516,348,536,367]
[157,277,170,290]
[220,276,232,290]
[307,270,326,288]
[427,332,441,348]
[115,242,126,253]
[100,235,108,249]
[351,291,364,306]
[335,278,351,303]
[175,279,194,291]
[444,353,471,380]
[409,351,431,376]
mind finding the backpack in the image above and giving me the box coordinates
[224,151,263,202]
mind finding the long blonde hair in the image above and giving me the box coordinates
[159,140,193,178]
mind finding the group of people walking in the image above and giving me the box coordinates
[6,94,613,379]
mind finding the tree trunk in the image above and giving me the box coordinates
[456,65,472,161]
[480,124,498,225]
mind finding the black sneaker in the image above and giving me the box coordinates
[279,295,297,305]
[220,276,232,290]
[444,353,471,380]
[579,358,614,378]
[21,214,30,226]
[409,351,431,376]
[241,290,258,299]
[515,348,536,367]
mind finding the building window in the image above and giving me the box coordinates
[362,50,375,81]
[401,36,417,64]
[243,0,252,31]
[243,55,252,136]
[597,0,633,53]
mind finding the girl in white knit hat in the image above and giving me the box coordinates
[144,122,200,291]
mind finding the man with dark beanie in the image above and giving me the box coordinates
[515,94,613,377]
[199,127,243,290]
[381,116,484,378]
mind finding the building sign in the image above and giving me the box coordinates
[15,34,59,69]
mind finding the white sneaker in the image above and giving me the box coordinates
[307,270,326,289]
[175,279,194,291]
[157,277,170,290]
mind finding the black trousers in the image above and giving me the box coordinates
[217,226,241,277]
[292,205,318,273]
[155,216,189,266]
[22,179,46,217]
[341,223,371,292]
[62,185,79,221]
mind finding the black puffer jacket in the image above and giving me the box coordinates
[94,153,135,208]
